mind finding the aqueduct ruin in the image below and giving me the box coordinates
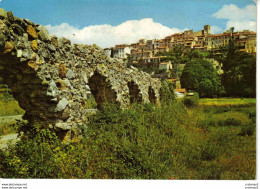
[0,9,161,141]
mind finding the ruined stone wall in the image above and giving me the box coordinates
[0,9,161,140]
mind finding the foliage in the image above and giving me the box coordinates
[160,80,176,104]
[180,58,224,97]
[0,129,61,178]
[0,121,20,136]
[182,93,199,108]
[214,40,256,97]
[0,99,256,180]
[199,98,256,107]
[186,50,209,60]
[0,99,24,116]
[85,95,97,109]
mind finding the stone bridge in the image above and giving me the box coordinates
[0,9,161,140]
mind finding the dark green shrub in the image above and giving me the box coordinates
[219,118,242,126]
[183,96,199,108]
[239,124,255,136]
[249,111,256,123]
[214,106,231,114]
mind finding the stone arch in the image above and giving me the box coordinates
[148,86,156,103]
[0,53,58,126]
[0,9,162,141]
[127,81,142,104]
[88,72,117,109]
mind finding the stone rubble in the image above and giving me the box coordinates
[0,9,161,141]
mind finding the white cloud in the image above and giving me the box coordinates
[213,4,256,32]
[0,0,2,2]
[211,25,223,34]
[45,18,186,48]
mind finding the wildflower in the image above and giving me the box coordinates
[171,177,174,180]
[174,151,178,154]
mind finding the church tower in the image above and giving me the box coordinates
[204,25,211,36]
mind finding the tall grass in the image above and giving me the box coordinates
[0,98,256,179]
[0,100,24,117]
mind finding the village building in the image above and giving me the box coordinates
[146,39,155,50]
[159,61,172,72]
[112,44,131,59]
[104,48,112,57]
[105,24,256,71]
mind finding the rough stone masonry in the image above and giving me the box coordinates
[0,9,161,140]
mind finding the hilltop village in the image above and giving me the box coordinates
[104,25,256,67]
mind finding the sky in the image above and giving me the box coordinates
[0,0,257,48]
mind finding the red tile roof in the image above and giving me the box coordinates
[168,79,177,82]
[206,33,231,38]
[160,62,170,65]
[175,88,186,93]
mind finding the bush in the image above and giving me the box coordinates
[183,96,199,108]
[239,124,255,136]
[0,102,196,179]
[248,111,256,123]
[218,118,242,126]
[0,101,255,179]
[0,129,61,178]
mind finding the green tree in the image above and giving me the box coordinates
[220,40,256,97]
[186,49,206,60]
[180,59,223,97]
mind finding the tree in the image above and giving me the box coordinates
[180,59,223,97]
[221,40,256,97]
[186,49,207,60]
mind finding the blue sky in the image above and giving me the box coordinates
[0,0,256,47]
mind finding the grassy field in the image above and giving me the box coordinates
[0,98,256,179]
[199,98,256,106]
[0,93,25,117]
[194,99,256,179]
[0,101,24,117]
[0,93,25,135]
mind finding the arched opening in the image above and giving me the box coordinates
[127,81,142,104]
[88,72,117,109]
[0,76,25,140]
[148,86,156,103]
